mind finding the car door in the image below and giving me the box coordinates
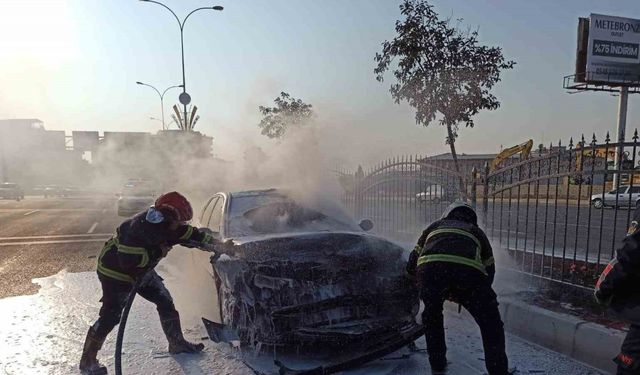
[199,196,218,224]
[607,186,628,205]
[630,186,640,207]
[208,195,225,238]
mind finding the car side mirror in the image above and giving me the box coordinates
[359,219,374,232]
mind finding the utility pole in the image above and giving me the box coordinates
[0,128,6,182]
[614,86,629,188]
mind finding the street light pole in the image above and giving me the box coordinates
[139,0,223,131]
[136,81,182,130]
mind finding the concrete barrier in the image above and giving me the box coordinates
[444,298,624,374]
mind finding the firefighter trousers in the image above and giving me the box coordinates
[617,324,640,374]
[90,270,178,341]
[417,262,509,375]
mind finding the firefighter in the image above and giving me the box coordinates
[407,201,508,375]
[595,208,640,375]
[79,191,225,375]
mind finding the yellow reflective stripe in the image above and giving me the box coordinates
[484,256,495,266]
[417,254,487,275]
[114,238,149,268]
[98,238,115,263]
[97,263,134,283]
[179,226,194,241]
[96,237,136,283]
[139,252,149,268]
[426,228,481,249]
[426,228,483,261]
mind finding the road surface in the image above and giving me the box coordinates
[0,197,119,298]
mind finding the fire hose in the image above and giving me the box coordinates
[114,240,223,375]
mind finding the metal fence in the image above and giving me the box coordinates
[341,155,467,243]
[341,131,640,290]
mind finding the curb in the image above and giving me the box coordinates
[444,298,624,373]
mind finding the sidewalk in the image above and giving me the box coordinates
[488,269,626,374]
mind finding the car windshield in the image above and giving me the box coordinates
[227,192,358,237]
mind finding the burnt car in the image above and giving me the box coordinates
[198,189,420,353]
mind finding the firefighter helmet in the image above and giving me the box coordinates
[154,191,193,222]
[441,201,477,225]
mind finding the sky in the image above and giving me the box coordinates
[1,0,640,166]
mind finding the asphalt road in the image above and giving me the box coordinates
[0,196,120,298]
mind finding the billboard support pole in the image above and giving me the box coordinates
[614,86,629,189]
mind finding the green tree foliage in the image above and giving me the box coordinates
[374,0,515,192]
[258,92,314,139]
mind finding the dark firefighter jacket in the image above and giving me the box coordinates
[595,209,640,310]
[97,210,214,283]
[407,218,496,284]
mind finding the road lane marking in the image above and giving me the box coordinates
[23,210,39,216]
[0,234,111,241]
[0,239,109,247]
[87,222,99,234]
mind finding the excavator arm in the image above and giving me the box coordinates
[490,139,534,172]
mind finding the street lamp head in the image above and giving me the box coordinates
[212,6,224,11]
[136,81,144,85]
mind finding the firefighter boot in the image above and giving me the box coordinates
[160,316,204,354]
[79,327,108,375]
[429,357,448,374]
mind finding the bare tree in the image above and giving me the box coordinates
[374,0,515,195]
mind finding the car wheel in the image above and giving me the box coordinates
[592,199,603,209]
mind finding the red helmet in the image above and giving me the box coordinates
[154,191,193,222]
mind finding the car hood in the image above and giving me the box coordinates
[226,231,407,264]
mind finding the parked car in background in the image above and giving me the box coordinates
[38,185,64,198]
[116,183,156,217]
[591,185,640,209]
[415,184,445,203]
[0,183,24,201]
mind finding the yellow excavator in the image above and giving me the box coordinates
[489,140,534,172]
[574,144,616,171]
[573,144,639,185]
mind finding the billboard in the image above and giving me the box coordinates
[586,14,640,84]
[72,131,99,152]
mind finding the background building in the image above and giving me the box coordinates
[0,119,89,186]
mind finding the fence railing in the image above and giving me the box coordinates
[341,131,640,290]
